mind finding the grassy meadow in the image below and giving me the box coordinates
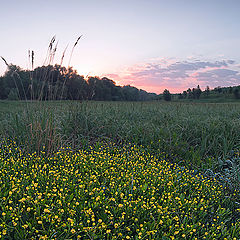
[1,100,240,239]
[1,101,240,165]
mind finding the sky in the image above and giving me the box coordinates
[0,0,240,93]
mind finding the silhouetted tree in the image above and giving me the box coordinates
[122,85,139,101]
[192,85,202,99]
[187,88,192,99]
[0,64,157,101]
[0,77,8,99]
[183,91,187,99]
[163,89,171,101]
[205,86,210,96]
[178,93,183,99]
[233,88,240,99]
[214,86,222,93]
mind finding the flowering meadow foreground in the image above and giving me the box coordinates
[0,141,240,240]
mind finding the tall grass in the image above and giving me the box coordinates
[1,35,82,102]
[1,101,240,166]
[0,36,83,154]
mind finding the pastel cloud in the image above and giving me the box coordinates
[106,58,240,93]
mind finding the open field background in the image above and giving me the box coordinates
[1,101,240,165]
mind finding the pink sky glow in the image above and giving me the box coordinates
[1,0,240,95]
[104,58,240,94]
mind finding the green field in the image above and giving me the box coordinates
[0,101,240,239]
[1,101,240,164]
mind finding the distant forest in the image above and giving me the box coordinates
[0,64,157,101]
[173,84,240,102]
[1,63,240,102]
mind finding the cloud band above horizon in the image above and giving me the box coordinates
[106,58,240,94]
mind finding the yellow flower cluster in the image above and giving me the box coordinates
[0,141,239,239]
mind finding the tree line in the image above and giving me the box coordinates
[0,64,157,101]
[1,63,240,102]
[162,84,240,101]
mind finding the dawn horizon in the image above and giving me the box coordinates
[1,1,240,238]
[1,0,240,94]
